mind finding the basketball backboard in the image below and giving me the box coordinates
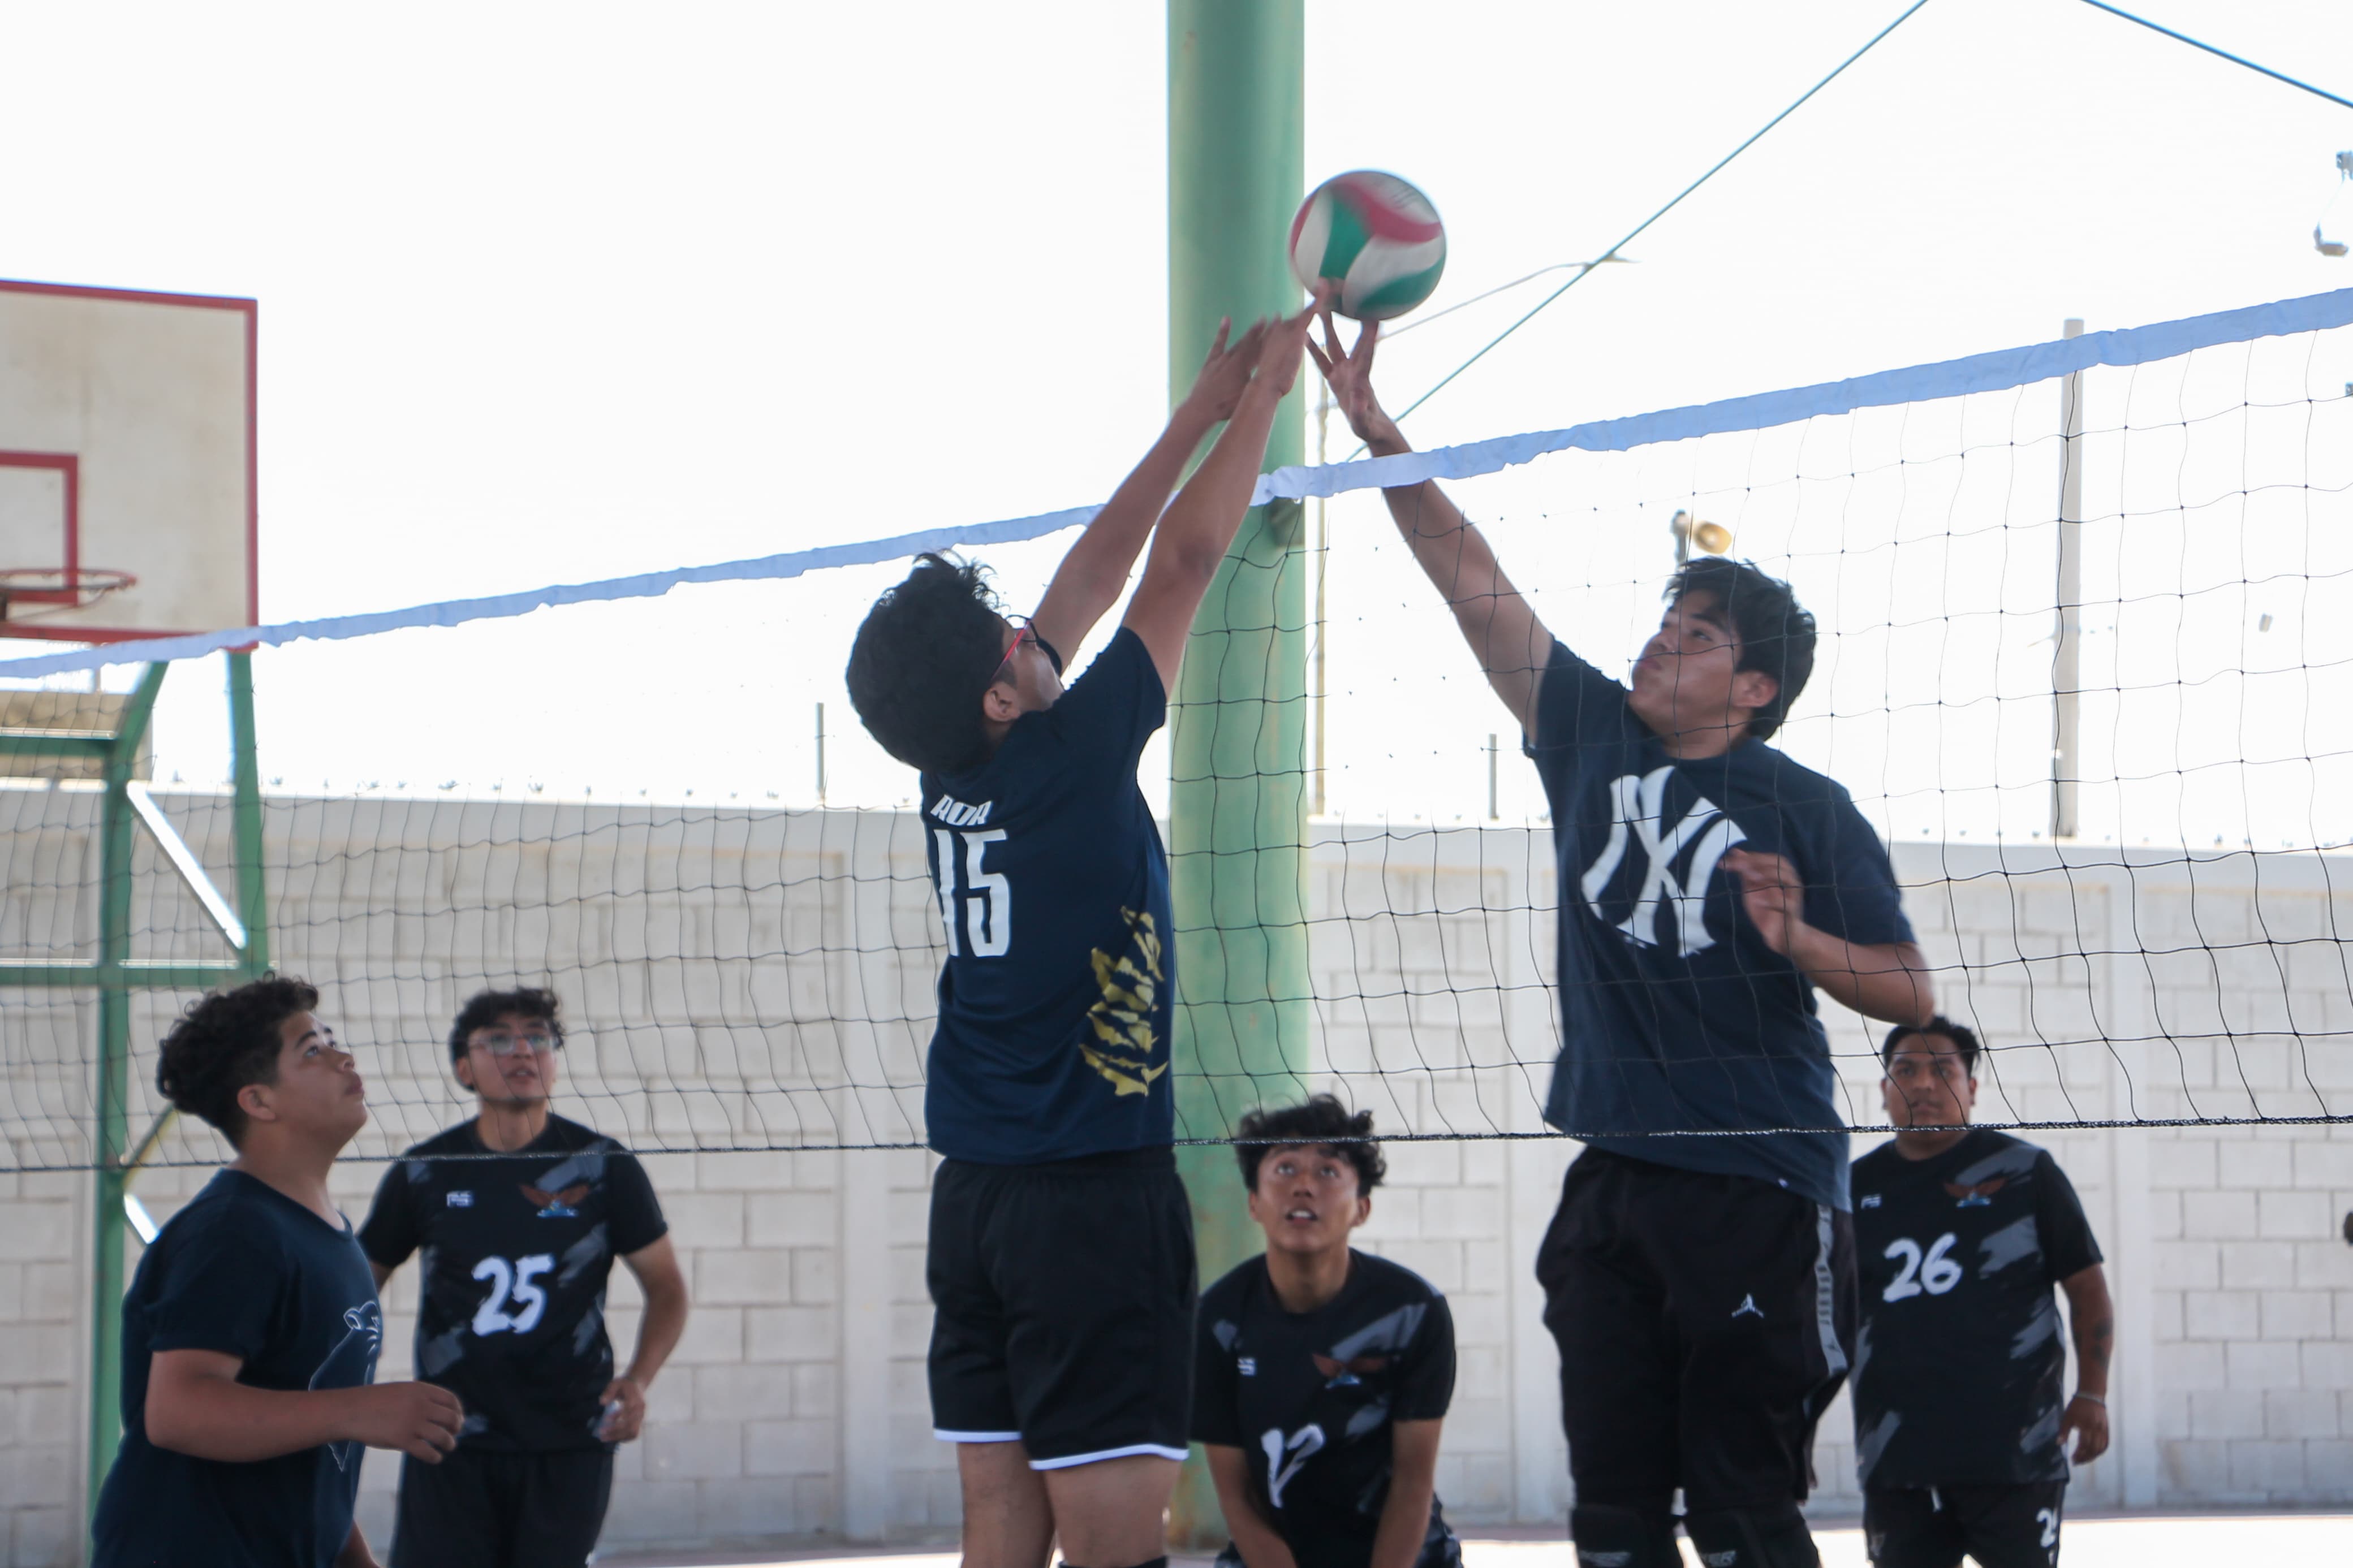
[0,279,256,643]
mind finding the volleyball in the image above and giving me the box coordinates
[1288,170,1447,321]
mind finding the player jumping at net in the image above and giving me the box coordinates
[1851,1020,2113,1568]
[847,296,1319,1568]
[1311,316,1934,1568]
[92,975,463,1568]
[1193,1095,1460,1568]
[359,986,689,1568]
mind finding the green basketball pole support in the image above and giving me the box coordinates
[1166,0,1307,1546]
[229,652,271,979]
[85,662,169,1518]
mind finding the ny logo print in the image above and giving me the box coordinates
[1581,766,1746,956]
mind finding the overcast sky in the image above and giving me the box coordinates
[5,0,2351,827]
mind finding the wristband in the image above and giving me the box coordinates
[2070,1391,2105,1407]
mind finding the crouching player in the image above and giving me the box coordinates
[92,976,464,1568]
[846,298,1318,1568]
[1193,1096,1459,1568]
[1851,1020,2114,1568]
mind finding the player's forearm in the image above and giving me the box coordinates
[147,1377,366,1463]
[2063,1265,2114,1398]
[333,1521,378,1568]
[1368,1475,1438,1568]
[1787,930,1933,1026]
[1148,382,1284,580]
[1039,405,1222,643]
[1219,1496,1301,1568]
[624,1277,689,1389]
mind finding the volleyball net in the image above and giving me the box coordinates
[4,288,2351,1171]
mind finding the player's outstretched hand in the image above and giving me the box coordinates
[1721,848,1805,957]
[1176,316,1275,427]
[1307,306,1403,452]
[346,1380,465,1462]
[2061,1393,2110,1462]
[1253,295,1321,401]
[596,1375,649,1443]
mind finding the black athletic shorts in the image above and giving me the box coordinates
[1864,1483,2066,1568]
[391,1445,614,1568]
[927,1146,1196,1468]
[1535,1146,1856,1514]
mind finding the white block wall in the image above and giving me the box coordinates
[3,797,2350,1565]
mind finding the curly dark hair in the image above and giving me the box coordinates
[1234,1093,1386,1194]
[845,553,1011,776]
[1666,556,1817,740]
[448,986,565,1066]
[155,974,320,1147]
[1882,1016,1982,1075]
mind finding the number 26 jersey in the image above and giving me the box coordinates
[1850,1129,2102,1487]
[919,627,1175,1164]
[358,1115,669,1452]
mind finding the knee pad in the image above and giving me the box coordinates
[1570,1504,1680,1568]
[1683,1503,1821,1568]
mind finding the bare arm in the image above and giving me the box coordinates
[369,1259,393,1291]
[1031,318,1270,662]
[1720,848,1935,1026]
[2059,1263,2114,1462]
[1204,1443,1303,1568]
[333,1521,380,1568]
[1369,1419,1445,1568]
[598,1235,690,1442]
[1309,313,1554,735]
[145,1348,463,1465]
[1123,302,1318,690]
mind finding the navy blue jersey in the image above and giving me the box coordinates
[1524,639,1914,1210]
[1192,1251,1456,1568]
[93,1169,382,1568]
[1851,1130,2104,1486]
[358,1115,668,1452]
[919,627,1174,1163]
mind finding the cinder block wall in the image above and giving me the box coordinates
[3,797,2350,1566]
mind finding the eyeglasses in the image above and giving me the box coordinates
[988,615,1065,686]
[473,1031,561,1056]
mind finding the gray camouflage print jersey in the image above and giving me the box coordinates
[1850,1129,2102,1487]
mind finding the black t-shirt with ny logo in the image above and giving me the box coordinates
[1525,639,1915,1210]
[359,1115,668,1452]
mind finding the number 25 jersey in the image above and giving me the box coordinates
[358,1115,669,1452]
[919,626,1175,1164]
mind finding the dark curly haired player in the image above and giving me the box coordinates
[1193,1096,1459,1568]
[360,987,687,1568]
[1313,316,1934,1568]
[848,297,1319,1568]
[92,976,462,1568]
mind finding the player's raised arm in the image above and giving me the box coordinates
[1028,316,1270,663]
[1122,298,1319,690]
[1309,310,1555,735]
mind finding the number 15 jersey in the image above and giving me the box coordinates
[920,626,1175,1164]
[358,1115,669,1452]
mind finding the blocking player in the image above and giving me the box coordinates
[92,975,464,1568]
[1193,1096,1459,1568]
[359,987,688,1568]
[1851,1020,2113,1568]
[1312,316,1934,1568]
[846,297,1317,1568]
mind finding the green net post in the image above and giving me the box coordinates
[1166,0,1306,1545]
[85,662,168,1522]
[229,651,270,979]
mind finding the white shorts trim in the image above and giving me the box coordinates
[934,1428,1023,1444]
[1027,1442,1190,1471]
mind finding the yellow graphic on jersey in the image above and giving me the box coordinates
[1081,908,1167,1097]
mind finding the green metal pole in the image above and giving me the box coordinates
[228,652,270,979]
[87,663,167,1522]
[1167,0,1306,1545]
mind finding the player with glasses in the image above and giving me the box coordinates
[359,987,691,1568]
